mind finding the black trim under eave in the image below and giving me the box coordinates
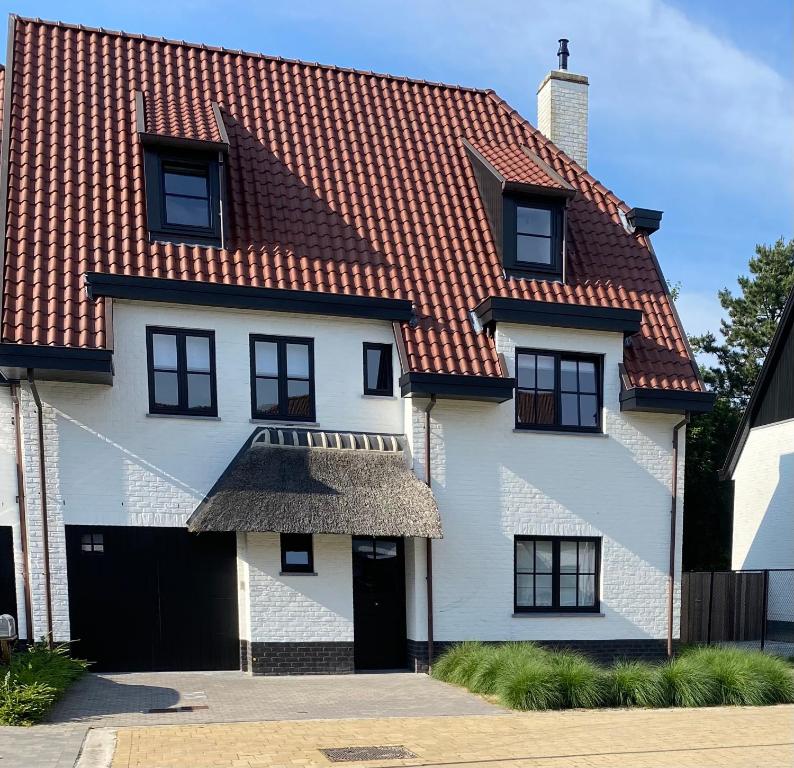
[619,387,715,414]
[0,344,114,384]
[400,372,515,402]
[475,297,642,335]
[85,273,414,322]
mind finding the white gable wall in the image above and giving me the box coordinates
[731,418,794,570]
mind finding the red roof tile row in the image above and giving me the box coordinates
[0,17,702,391]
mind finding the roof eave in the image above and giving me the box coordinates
[400,372,515,402]
[619,386,715,415]
[0,343,114,384]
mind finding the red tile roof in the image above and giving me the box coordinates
[0,17,702,392]
[141,91,225,145]
[467,139,572,191]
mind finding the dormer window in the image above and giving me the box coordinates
[504,195,564,278]
[143,149,223,246]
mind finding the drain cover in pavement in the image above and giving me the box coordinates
[320,746,417,762]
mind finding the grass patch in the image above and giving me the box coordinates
[0,643,88,726]
[432,642,794,711]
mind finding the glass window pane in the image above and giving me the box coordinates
[164,170,208,196]
[516,354,535,388]
[578,361,597,393]
[517,234,552,265]
[187,373,211,409]
[255,342,279,377]
[536,356,555,389]
[516,390,535,425]
[285,549,309,566]
[578,575,596,606]
[560,574,577,606]
[517,206,551,236]
[561,393,579,426]
[579,541,596,573]
[516,540,534,572]
[255,378,279,415]
[516,574,534,607]
[353,538,375,558]
[286,343,310,378]
[154,371,179,406]
[287,379,311,416]
[535,391,555,425]
[561,360,577,391]
[366,347,391,391]
[535,541,553,573]
[579,395,599,428]
[152,333,177,369]
[186,335,210,372]
[535,574,553,606]
[92,541,104,553]
[375,540,398,559]
[165,195,210,227]
[560,541,578,572]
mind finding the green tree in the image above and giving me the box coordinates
[683,238,794,570]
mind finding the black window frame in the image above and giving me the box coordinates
[249,335,316,422]
[146,326,218,417]
[503,194,565,279]
[280,533,314,574]
[514,348,603,433]
[80,532,105,554]
[362,342,393,396]
[143,148,223,246]
[514,536,601,614]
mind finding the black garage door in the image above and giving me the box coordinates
[0,526,17,625]
[66,526,238,672]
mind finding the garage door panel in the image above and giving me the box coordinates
[66,526,238,672]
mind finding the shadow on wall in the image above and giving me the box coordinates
[744,451,794,570]
[45,673,180,723]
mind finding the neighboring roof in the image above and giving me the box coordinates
[721,286,794,479]
[0,17,702,392]
[187,427,442,538]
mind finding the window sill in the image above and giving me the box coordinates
[361,393,397,400]
[279,571,318,577]
[512,612,605,618]
[250,419,320,427]
[146,413,221,421]
[512,428,608,438]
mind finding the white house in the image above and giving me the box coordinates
[723,287,794,572]
[0,19,713,674]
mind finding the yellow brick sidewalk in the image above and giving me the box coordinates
[111,705,794,768]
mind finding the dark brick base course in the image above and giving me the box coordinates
[240,640,250,673]
[247,641,354,675]
[408,638,671,670]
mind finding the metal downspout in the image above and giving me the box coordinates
[10,382,34,642]
[424,395,437,671]
[667,415,689,657]
[27,370,53,647]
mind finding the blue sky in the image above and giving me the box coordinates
[0,0,791,339]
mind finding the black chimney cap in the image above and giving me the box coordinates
[557,39,570,70]
[626,207,663,235]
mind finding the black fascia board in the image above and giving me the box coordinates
[0,343,114,384]
[503,180,575,199]
[400,372,515,402]
[626,208,663,234]
[138,131,229,154]
[619,387,715,414]
[85,273,414,322]
[475,297,642,335]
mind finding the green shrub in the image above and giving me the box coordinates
[547,651,607,708]
[607,660,666,708]
[430,642,486,687]
[0,643,88,726]
[658,655,718,707]
[495,652,561,710]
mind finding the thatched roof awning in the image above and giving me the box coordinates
[187,428,441,538]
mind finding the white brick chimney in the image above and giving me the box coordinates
[537,39,589,169]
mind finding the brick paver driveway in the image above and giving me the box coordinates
[111,705,794,768]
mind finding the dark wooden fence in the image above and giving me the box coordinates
[681,571,765,644]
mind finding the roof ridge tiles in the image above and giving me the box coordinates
[12,15,491,95]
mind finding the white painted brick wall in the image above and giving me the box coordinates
[243,533,354,642]
[406,323,684,641]
[537,71,588,169]
[731,418,794,570]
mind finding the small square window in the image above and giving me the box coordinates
[503,196,564,277]
[280,534,314,573]
[363,343,393,396]
[81,533,104,553]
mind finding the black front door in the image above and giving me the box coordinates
[0,527,17,626]
[66,526,238,672]
[352,536,407,670]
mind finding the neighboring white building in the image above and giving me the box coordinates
[0,19,713,674]
[723,287,794,572]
